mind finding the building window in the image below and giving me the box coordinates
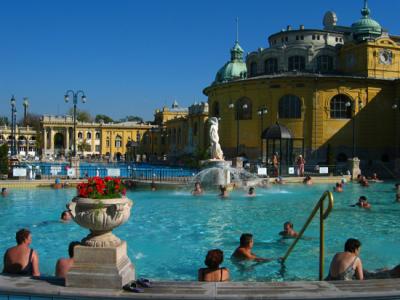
[106,138,110,147]
[288,56,305,71]
[296,35,299,40]
[279,95,302,119]
[193,122,198,136]
[95,132,100,139]
[177,128,182,145]
[312,35,316,40]
[300,35,304,40]
[264,58,278,74]
[95,145,100,152]
[212,101,220,117]
[285,36,288,42]
[78,132,83,139]
[235,97,252,120]
[172,129,176,144]
[316,55,333,72]
[87,132,91,140]
[317,35,320,40]
[250,62,258,77]
[115,135,122,148]
[330,94,352,119]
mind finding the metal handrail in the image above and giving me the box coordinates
[281,191,334,280]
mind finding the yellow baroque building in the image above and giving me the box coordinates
[203,1,400,172]
[41,115,154,160]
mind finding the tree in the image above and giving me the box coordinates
[118,115,143,123]
[95,114,114,124]
[0,144,9,175]
[18,113,41,130]
[0,116,9,126]
[67,108,93,122]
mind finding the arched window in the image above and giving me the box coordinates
[193,122,198,136]
[172,128,176,144]
[115,135,122,148]
[136,131,141,142]
[330,94,352,119]
[279,95,302,119]
[78,132,83,139]
[250,62,258,77]
[106,138,110,147]
[288,56,305,71]
[177,128,182,144]
[212,101,220,117]
[264,58,278,74]
[86,132,92,140]
[236,97,252,120]
[95,132,100,139]
[317,55,333,72]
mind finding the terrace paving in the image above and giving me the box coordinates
[0,275,400,300]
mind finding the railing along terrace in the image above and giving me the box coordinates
[11,163,198,182]
[263,164,348,177]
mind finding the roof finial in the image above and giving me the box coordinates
[361,0,370,17]
[236,17,239,43]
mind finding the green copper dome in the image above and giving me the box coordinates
[351,0,382,41]
[213,41,247,85]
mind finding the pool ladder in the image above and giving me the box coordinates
[281,191,334,280]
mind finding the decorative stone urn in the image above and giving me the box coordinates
[66,196,135,289]
[68,196,133,247]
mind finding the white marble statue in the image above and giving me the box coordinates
[209,117,224,160]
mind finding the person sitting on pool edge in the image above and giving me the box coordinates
[3,228,40,276]
[351,196,371,209]
[198,249,229,282]
[192,182,203,196]
[55,241,80,279]
[1,187,8,196]
[279,221,299,238]
[231,233,272,262]
[247,187,256,197]
[326,238,363,280]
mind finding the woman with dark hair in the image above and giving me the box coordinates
[198,249,229,282]
[326,238,363,280]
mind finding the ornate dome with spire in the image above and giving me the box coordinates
[213,41,247,85]
[351,0,382,41]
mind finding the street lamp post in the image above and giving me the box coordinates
[257,105,268,162]
[23,97,29,126]
[393,100,400,159]
[64,90,86,157]
[346,98,363,158]
[10,96,17,156]
[229,101,248,156]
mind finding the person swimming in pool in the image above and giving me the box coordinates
[247,187,256,197]
[279,221,299,238]
[192,182,203,196]
[351,196,371,209]
[219,185,229,199]
[231,233,272,263]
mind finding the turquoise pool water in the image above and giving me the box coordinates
[0,182,399,281]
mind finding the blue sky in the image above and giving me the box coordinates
[0,0,399,121]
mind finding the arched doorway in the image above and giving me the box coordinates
[54,132,64,155]
[262,122,303,176]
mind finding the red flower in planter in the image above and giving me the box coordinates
[76,177,125,199]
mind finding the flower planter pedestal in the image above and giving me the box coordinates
[66,241,134,289]
[66,196,135,289]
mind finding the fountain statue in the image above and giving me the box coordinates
[209,117,224,160]
[194,117,263,188]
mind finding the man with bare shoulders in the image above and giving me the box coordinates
[3,229,40,276]
[231,233,272,262]
[55,241,80,279]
